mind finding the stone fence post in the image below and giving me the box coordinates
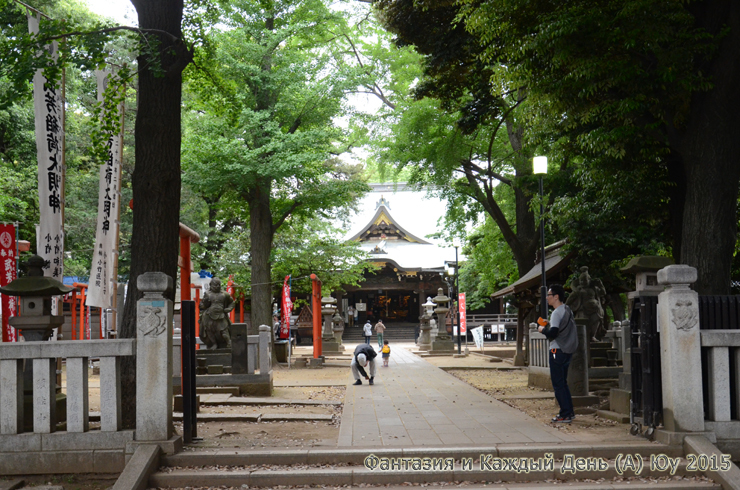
[136,272,173,442]
[259,325,271,374]
[657,265,703,433]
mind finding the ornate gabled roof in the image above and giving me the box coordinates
[348,203,431,244]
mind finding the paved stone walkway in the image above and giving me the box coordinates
[338,346,577,447]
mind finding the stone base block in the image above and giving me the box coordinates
[173,394,200,412]
[321,339,341,353]
[207,365,224,375]
[715,439,740,462]
[430,338,454,353]
[595,409,630,423]
[308,358,324,368]
[173,372,273,397]
[572,395,600,407]
[588,366,622,379]
[609,387,631,413]
[417,343,431,351]
[197,349,232,367]
[0,449,126,475]
[126,435,182,456]
[655,429,716,446]
[619,372,631,390]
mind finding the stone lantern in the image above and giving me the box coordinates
[332,311,345,352]
[0,255,73,342]
[430,288,454,353]
[320,296,341,354]
[0,254,73,431]
[418,297,436,351]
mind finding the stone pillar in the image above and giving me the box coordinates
[259,325,271,374]
[657,265,703,433]
[332,313,345,352]
[418,314,432,351]
[135,272,173,442]
[619,319,632,390]
[0,359,24,434]
[568,322,589,397]
[230,323,248,375]
[66,357,89,433]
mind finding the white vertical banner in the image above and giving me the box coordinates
[28,13,64,280]
[87,70,122,309]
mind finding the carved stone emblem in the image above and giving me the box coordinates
[671,300,698,331]
[139,306,166,337]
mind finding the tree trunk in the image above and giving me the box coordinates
[248,178,274,332]
[120,0,189,429]
[676,1,740,295]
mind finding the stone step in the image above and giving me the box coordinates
[171,412,334,422]
[150,458,707,488]
[162,443,684,467]
[199,396,342,406]
[196,386,240,396]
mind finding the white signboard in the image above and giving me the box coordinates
[471,326,484,349]
[87,70,122,309]
[29,13,64,280]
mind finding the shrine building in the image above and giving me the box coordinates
[338,184,457,326]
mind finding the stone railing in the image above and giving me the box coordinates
[0,339,134,435]
[0,340,136,474]
[528,324,549,369]
[0,271,178,475]
[700,330,740,429]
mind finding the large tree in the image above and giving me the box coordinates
[460,0,740,294]
[183,0,371,329]
[374,0,541,280]
[118,0,192,428]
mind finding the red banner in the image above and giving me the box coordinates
[459,292,467,335]
[280,276,292,339]
[0,224,17,342]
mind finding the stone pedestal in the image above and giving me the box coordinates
[569,322,590,398]
[135,272,174,442]
[429,319,438,343]
[332,319,345,353]
[619,319,632,391]
[431,335,455,353]
[230,323,248,375]
[657,265,704,433]
[418,317,432,351]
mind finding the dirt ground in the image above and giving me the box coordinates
[180,344,635,449]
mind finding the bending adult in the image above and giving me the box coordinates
[537,284,578,423]
[351,343,377,385]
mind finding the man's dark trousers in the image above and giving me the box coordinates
[549,348,574,417]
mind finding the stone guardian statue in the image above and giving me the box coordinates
[199,277,234,349]
[566,266,607,341]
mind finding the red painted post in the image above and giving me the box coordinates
[310,274,322,358]
[227,275,235,323]
[180,236,191,302]
[71,289,77,340]
[239,298,245,323]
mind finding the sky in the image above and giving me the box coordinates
[86,0,136,25]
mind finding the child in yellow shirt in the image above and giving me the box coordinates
[381,340,391,367]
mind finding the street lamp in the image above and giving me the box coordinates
[533,156,548,321]
[452,237,461,354]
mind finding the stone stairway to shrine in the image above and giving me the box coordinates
[147,443,726,489]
